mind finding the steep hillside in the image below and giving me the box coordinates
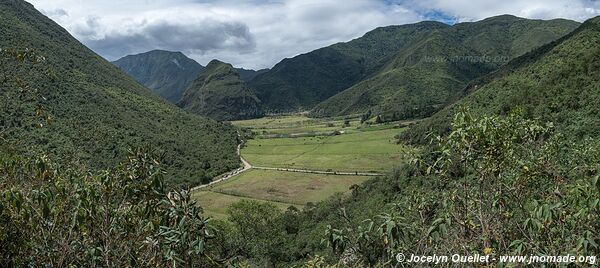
[178,60,263,121]
[249,21,450,112]
[113,50,204,102]
[402,15,600,143]
[114,51,268,103]
[0,0,239,187]
[311,15,580,119]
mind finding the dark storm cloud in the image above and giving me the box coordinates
[83,19,256,61]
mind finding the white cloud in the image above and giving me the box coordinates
[404,0,600,22]
[29,0,600,69]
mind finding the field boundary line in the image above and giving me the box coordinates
[251,166,383,176]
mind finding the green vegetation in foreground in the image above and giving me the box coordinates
[198,169,368,206]
[0,1,239,188]
[242,128,404,172]
[191,190,294,219]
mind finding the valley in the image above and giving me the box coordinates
[2,1,599,265]
[192,115,407,218]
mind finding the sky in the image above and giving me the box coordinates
[29,0,600,70]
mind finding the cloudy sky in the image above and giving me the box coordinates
[30,0,600,69]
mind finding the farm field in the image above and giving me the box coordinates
[195,115,409,219]
[231,114,364,137]
[200,169,368,204]
[241,128,405,172]
[191,190,295,219]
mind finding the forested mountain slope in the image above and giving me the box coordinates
[401,15,600,143]
[0,0,239,187]
[249,21,450,112]
[178,60,263,121]
[311,15,580,120]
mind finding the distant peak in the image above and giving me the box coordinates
[480,14,523,22]
[205,59,234,70]
[207,59,226,65]
[120,50,187,59]
[147,49,180,54]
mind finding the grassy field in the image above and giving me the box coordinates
[202,169,368,204]
[193,169,368,219]
[191,190,295,219]
[241,128,405,172]
[195,115,408,219]
[231,114,364,137]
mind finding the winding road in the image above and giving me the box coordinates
[191,142,251,191]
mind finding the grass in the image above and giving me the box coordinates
[196,115,408,219]
[231,114,365,137]
[241,128,405,172]
[192,190,296,219]
[201,169,369,205]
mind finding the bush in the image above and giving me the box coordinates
[0,145,218,267]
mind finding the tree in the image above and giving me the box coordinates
[226,200,288,266]
[1,49,218,267]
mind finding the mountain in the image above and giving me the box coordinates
[401,15,600,144]
[178,60,263,121]
[114,51,268,103]
[237,67,269,82]
[113,50,204,102]
[0,0,239,187]
[249,21,450,113]
[249,16,578,116]
[310,15,580,119]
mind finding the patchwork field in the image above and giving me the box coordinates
[194,115,408,219]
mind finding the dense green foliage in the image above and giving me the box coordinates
[2,1,598,266]
[178,60,263,121]
[402,16,600,144]
[0,0,239,188]
[311,15,580,120]
[113,50,205,102]
[0,144,220,267]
